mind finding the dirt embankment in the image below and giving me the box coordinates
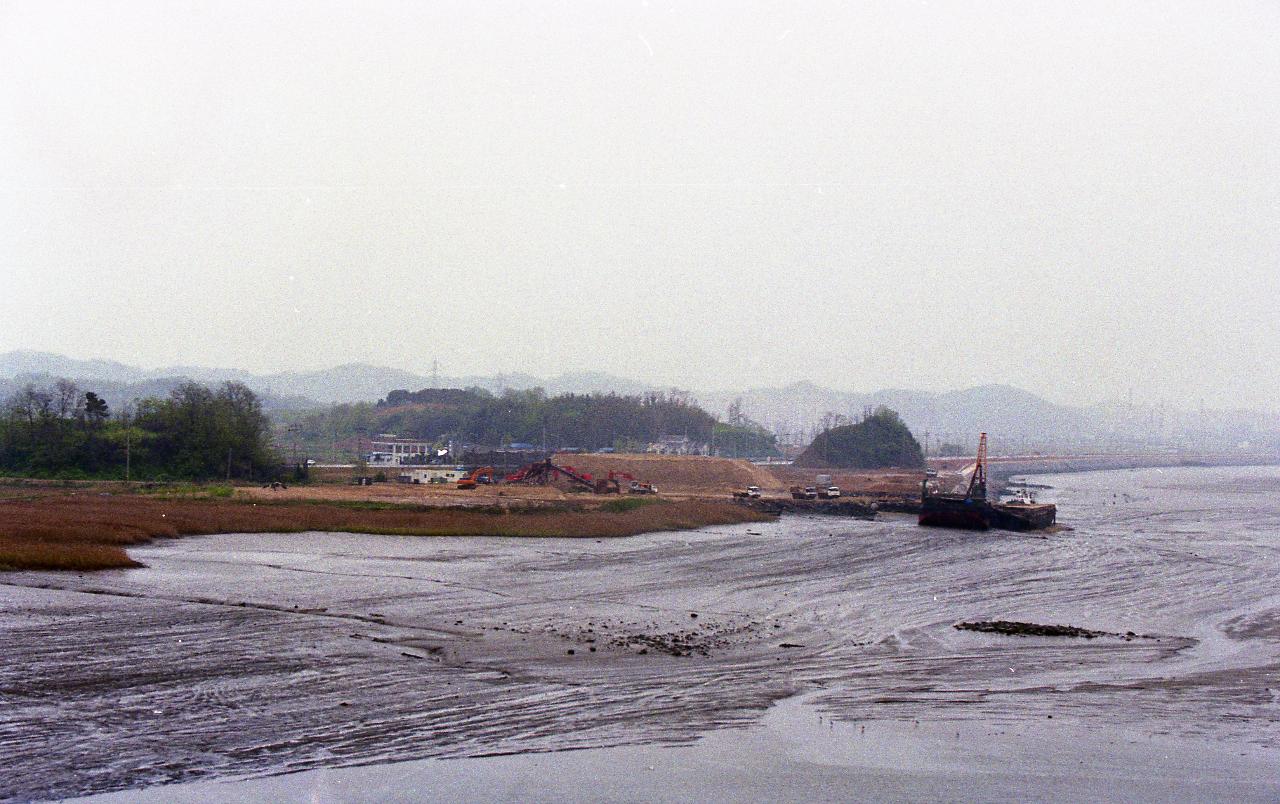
[768,466,925,499]
[553,454,788,495]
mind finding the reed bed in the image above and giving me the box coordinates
[0,493,772,571]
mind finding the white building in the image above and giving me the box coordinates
[367,436,437,466]
[398,466,471,485]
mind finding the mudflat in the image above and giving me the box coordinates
[3,465,1279,801]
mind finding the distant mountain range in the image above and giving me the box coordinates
[700,382,1093,449]
[1,350,1275,454]
[0,351,660,411]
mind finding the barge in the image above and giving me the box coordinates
[919,433,1056,532]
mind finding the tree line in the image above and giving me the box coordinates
[0,380,277,480]
[287,386,780,456]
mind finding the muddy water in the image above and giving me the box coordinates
[3,465,1279,800]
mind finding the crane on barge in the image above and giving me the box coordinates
[920,433,992,529]
[919,433,1057,531]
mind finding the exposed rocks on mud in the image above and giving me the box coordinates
[473,611,791,659]
[598,617,767,658]
[955,620,1155,641]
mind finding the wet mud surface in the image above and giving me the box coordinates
[3,465,1280,800]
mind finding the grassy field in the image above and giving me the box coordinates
[0,489,772,572]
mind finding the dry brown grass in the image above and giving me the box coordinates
[0,492,771,572]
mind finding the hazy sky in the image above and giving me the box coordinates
[2,1,1277,408]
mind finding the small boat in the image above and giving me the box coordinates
[988,500,1056,530]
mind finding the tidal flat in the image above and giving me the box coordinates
[3,466,1279,801]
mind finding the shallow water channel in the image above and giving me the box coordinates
[3,465,1279,800]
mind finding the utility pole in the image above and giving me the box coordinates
[123,403,132,483]
[354,426,367,481]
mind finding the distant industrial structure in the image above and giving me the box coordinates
[366,436,439,466]
[646,435,708,455]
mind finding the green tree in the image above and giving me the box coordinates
[83,392,109,425]
[795,407,925,469]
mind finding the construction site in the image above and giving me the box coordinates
[271,448,1035,519]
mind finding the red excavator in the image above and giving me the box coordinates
[504,460,658,495]
[504,459,595,491]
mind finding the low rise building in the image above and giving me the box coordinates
[367,436,436,466]
[397,466,471,485]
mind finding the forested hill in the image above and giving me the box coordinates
[291,388,722,452]
[795,408,926,470]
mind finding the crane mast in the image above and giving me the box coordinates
[965,432,988,500]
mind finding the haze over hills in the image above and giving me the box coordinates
[1,351,1275,455]
[702,382,1093,449]
[0,351,654,407]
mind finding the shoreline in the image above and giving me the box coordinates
[0,491,772,572]
[6,465,1279,800]
[987,457,1280,495]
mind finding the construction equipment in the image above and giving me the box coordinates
[504,459,658,495]
[505,459,595,491]
[457,466,496,490]
[594,471,637,495]
[919,433,1055,531]
[965,432,988,500]
[919,433,989,529]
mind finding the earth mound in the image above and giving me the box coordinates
[553,453,785,494]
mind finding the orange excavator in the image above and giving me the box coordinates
[457,466,496,490]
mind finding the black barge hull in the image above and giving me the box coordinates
[919,496,990,530]
[919,496,1056,532]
